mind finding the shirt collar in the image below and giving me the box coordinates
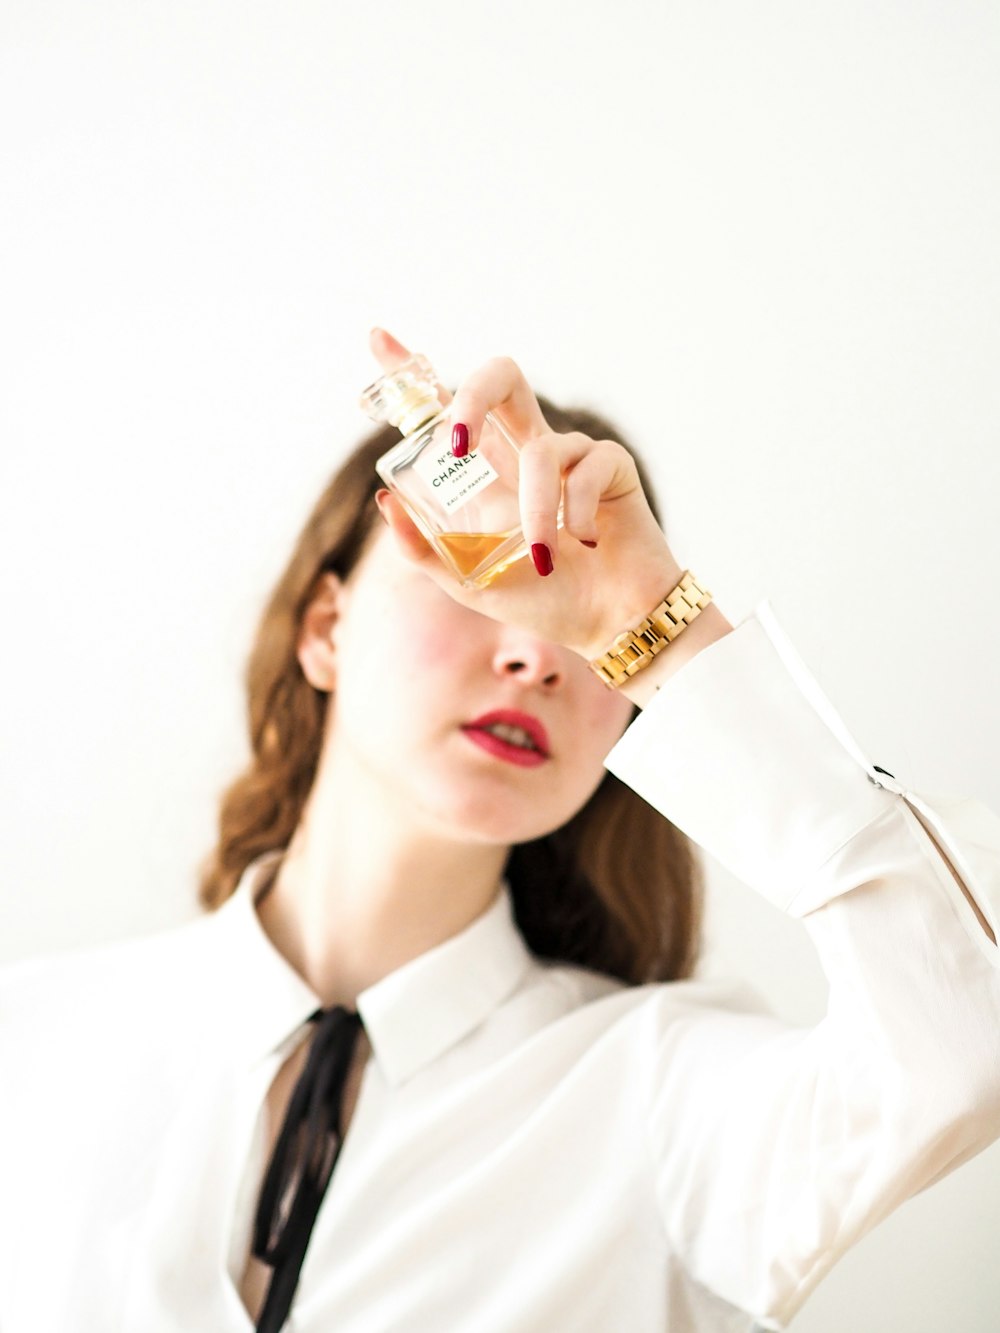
[213,851,535,1088]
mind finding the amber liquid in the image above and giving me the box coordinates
[436,529,523,583]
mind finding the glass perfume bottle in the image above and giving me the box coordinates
[360,353,562,588]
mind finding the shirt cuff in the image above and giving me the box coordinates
[603,597,899,915]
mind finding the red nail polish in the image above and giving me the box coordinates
[531,543,553,576]
[580,540,598,548]
[452,423,469,457]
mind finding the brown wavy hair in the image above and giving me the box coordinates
[197,395,704,984]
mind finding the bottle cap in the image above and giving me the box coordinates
[359,353,444,435]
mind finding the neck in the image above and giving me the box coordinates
[255,751,510,1009]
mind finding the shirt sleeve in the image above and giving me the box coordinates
[603,597,1000,1330]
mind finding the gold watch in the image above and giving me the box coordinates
[589,571,713,688]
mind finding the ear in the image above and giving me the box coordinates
[296,571,344,692]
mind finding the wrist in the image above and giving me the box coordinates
[582,555,687,661]
[614,599,734,708]
[584,566,732,707]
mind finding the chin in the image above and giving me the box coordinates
[421,786,560,846]
[449,800,583,848]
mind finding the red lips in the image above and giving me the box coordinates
[461,709,551,759]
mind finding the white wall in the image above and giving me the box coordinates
[1,2,997,1328]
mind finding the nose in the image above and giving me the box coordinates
[491,629,567,690]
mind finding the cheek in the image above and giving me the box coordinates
[539,684,632,830]
[573,678,635,753]
[404,616,466,673]
[532,682,631,820]
[352,584,479,703]
[391,603,477,681]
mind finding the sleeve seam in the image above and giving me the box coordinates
[783,801,899,915]
[896,798,1000,963]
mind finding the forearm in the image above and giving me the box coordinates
[607,602,1000,1323]
[616,600,735,709]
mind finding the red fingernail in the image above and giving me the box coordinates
[580,540,598,548]
[452,423,469,457]
[531,543,553,576]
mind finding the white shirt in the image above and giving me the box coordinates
[2,599,999,1333]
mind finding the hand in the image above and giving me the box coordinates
[368,328,686,660]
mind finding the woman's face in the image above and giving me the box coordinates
[312,525,636,848]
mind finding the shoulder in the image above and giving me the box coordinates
[530,957,778,1040]
[539,955,772,1017]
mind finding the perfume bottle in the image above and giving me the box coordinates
[360,353,562,588]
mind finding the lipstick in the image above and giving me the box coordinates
[460,709,550,768]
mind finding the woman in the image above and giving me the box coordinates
[2,328,999,1332]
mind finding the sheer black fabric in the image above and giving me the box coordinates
[251,1004,365,1333]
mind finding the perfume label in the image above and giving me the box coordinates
[412,441,500,514]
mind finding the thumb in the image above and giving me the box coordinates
[369,327,453,405]
[375,488,437,568]
[369,327,412,370]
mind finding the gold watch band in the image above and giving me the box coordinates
[589,571,714,688]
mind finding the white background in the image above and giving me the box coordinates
[1,2,998,1328]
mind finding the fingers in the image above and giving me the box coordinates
[369,327,411,369]
[369,328,452,405]
[519,435,639,574]
[368,343,546,456]
[447,356,550,459]
[368,338,645,580]
[561,438,638,532]
[517,436,563,574]
[559,442,605,546]
[374,488,437,568]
